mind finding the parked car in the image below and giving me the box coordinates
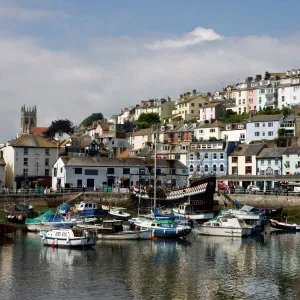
[246,185,260,192]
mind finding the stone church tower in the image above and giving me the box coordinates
[20,105,37,134]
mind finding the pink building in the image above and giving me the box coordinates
[247,88,257,111]
[199,102,225,122]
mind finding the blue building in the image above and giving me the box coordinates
[187,141,238,176]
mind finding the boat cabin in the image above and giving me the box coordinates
[78,202,104,211]
[98,220,123,234]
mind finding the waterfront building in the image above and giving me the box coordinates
[256,147,286,190]
[187,140,237,176]
[199,102,225,122]
[52,156,187,189]
[282,147,300,175]
[228,143,267,188]
[1,134,57,189]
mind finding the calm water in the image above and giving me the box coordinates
[0,231,300,300]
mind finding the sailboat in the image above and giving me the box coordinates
[129,138,192,239]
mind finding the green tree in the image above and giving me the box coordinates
[278,128,286,137]
[43,119,74,139]
[81,113,104,127]
[135,113,160,129]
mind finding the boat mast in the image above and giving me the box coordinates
[154,136,157,208]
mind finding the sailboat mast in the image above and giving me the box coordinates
[154,136,157,208]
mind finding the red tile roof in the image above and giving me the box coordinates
[30,127,48,136]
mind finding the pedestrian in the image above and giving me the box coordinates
[82,184,86,192]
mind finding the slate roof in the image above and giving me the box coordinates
[229,143,267,156]
[257,147,287,158]
[249,115,282,122]
[283,147,300,155]
[10,134,57,148]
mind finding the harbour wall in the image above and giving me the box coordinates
[0,192,131,208]
[216,192,300,209]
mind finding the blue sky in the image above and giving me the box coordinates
[0,0,300,140]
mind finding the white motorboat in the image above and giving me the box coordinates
[42,227,97,248]
[195,214,251,237]
[227,205,264,225]
[78,220,152,240]
[108,207,131,220]
[172,202,214,222]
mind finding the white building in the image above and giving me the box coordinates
[194,122,222,141]
[0,156,5,191]
[52,156,187,189]
[220,123,246,143]
[127,128,151,150]
[282,147,300,175]
[1,134,57,189]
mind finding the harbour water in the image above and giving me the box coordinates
[1,231,300,300]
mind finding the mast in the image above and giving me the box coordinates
[153,136,157,208]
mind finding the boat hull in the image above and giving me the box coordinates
[108,213,130,221]
[43,236,97,248]
[98,230,152,240]
[153,228,192,238]
[270,219,300,232]
[196,226,250,237]
[78,209,108,218]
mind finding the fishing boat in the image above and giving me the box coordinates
[108,207,131,220]
[58,203,71,215]
[42,227,97,248]
[77,201,109,218]
[4,204,38,223]
[25,210,74,232]
[130,218,192,239]
[195,214,251,237]
[269,219,300,232]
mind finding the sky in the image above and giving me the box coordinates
[1,0,300,141]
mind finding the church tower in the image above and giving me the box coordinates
[20,105,37,134]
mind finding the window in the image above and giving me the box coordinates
[260,170,265,175]
[175,154,180,160]
[213,153,217,159]
[274,170,279,175]
[239,91,241,97]
[243,99,245,104]
[60,167,63,173]
[45,169,50,176]
[191,110,194,114]
[232,167,238,174]
[191,103,194,107]
[23,169,28,176]
[107,168,114,175]
[139,168,145,175]
[204,165,208,172]
[245,166,252,174]
[24,157,28,166]
[189,165,194,173]
[275,158,278,165]
[285,161,290,168]
[156,169,161,175]
[190,153,194,160]
[268,131,273,136]
[45,149,50,156]
[263,123,265,127]
[85,169,99,175]
[259,97,262,104]
[75,168,82,174]
[239,99,241,105]
[282,96,285,102]
[268,122,273,127]
[45,158,49,166]
[261,159,264,165]
[268,159,271,165]
[255,132,260,136]
[246,156,252,163]
[261,89,265,94]
[204,153,209,159]
[53,168,57,177]
[232,157,238,163]
[123,168,130,175]
[220,164,224,172]
[209,129,215,133]
[220,153,224,159]
[24,148,28,155]
[255,123,260,127]
[262,132,265,136]
[212,165,217,172]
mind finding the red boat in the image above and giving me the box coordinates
[4,204,38,223]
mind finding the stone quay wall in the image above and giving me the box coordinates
[0,192,131,208]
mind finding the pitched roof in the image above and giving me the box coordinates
[30,127,48,136]
[283,147,300,155]
[249,115,282,122]
[10,134,57,148]
[257,147,287,158]
[229,143,267,156]
[60,156,186,169]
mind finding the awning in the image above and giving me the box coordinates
[120,177,129,180]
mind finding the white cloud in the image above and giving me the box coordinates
[146,27,223,50]
[1,27,300,141]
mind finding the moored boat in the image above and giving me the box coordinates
[108,207,131,220]
[269,219,300,232]
[42,227,97,248]
[195,214,251,237]
[77,201,109,218]
[4,204,38,223]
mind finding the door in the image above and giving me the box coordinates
[77,179,82,188]
[87,179,94,188]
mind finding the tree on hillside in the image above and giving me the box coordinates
[81,113,104,127]
[135,113,160,129]
[219,109,248,123]
[43,119,74,139]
